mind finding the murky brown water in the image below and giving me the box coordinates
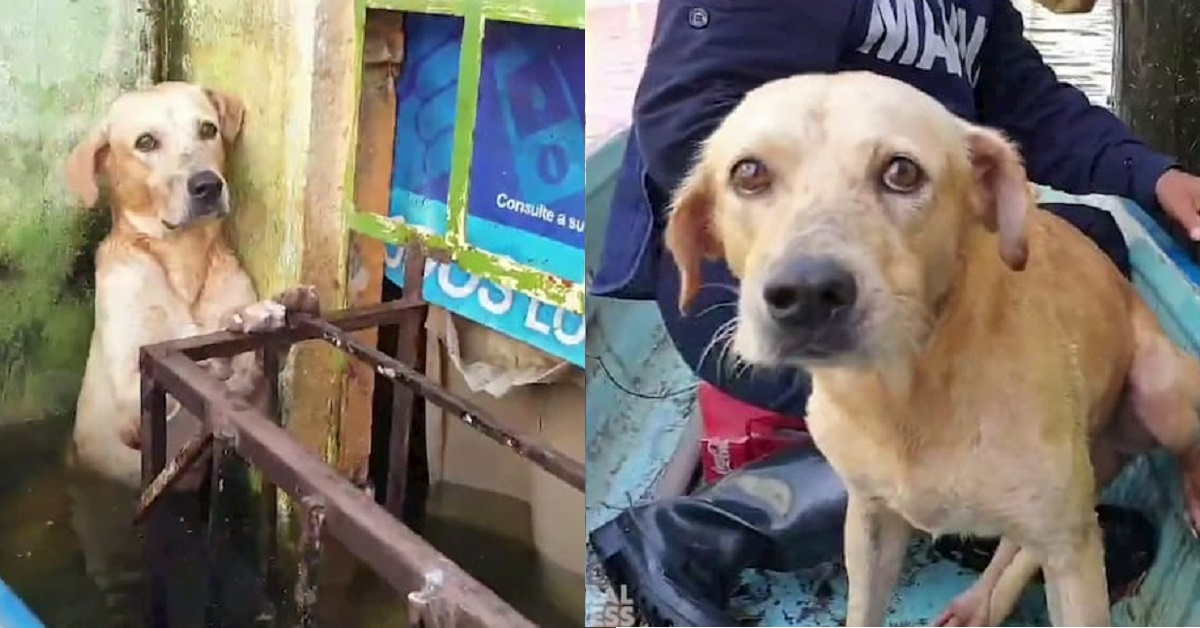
[0,417,581,627]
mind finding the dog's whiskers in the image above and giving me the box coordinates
[697,282,741,297]
[694,302,737,319]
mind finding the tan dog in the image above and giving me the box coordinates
[665,71,1200,627]
[65,82,264,489]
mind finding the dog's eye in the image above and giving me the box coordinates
[134,133,159,152]
[881,156,925,193]
[199,121,219,140]
[729,158,772,195]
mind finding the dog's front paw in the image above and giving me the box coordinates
[224,285,321,334]
[225,300,288,334]
[276,284,321,315]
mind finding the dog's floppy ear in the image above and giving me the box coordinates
[665,166,723,312]
[965,125,1031,271]
[205,88,246,144]
[65,123,110,208]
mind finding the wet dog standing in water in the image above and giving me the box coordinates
[665,71,1200,626]
[61,82,269,624]
[64,82,266,488]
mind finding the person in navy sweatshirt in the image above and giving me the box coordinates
[588,0,1200,624]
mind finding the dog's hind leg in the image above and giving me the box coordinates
[934,538,1038,627]
[1126,299,1200,533]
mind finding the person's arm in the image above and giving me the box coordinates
[975,0,1176,212]
[633,0,855,201]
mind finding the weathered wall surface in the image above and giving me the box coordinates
[1115,0,1200,254]
[0,0,154,422]
[167,0,361,469]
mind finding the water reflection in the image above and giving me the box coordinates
[0,417,581,627]
[1015,0,1114,105]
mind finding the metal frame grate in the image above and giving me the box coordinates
[136,296,583,627]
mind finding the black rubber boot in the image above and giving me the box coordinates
[589,445,847,626]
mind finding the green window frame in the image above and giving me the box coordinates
[349,0,586,314]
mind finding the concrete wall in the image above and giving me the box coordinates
[166,0,363,470]
[0,0,155,422]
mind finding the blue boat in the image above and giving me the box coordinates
[0,578,44,628]
[584,129,1200,626]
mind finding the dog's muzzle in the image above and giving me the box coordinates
[759,255,860,357]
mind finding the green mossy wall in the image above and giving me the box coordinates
[0,0,154,422]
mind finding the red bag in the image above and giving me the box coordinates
[698,382,810,484]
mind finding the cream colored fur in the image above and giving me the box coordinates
[666,71,1200,627]
[65,82,263,489]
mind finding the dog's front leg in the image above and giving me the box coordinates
[221,285,321,401]
[1039,520,1110,626]
[844,492,911,627]
[225,285,322,334]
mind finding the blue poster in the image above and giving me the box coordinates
[386,15,585,367]
[389,13,463,234]
[385,248,586,368]
[466,20,585,284]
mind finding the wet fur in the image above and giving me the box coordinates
[665,72,1200,626]
[65,82,265,489]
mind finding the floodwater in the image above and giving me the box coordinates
[0,415,581,627]
[585,0,1117,151]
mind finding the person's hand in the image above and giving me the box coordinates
[1155,169,1200,240]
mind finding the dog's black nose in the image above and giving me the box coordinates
[762,256,857,327]
[187,171,224,204]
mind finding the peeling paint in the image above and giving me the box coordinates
[166,1,362,484]
[168,0,311,298]
[349,211,585,312]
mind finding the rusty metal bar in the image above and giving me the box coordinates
[294,313,586,492]
[387,245,429,518]
[143,350,538,628]
[261,344,283,621]
[205,434,230,626]
[387,298,425,517]
[296,496,327,628]
[139,370,169,628]
[134,430,215,524]
[407,569,455,628]
[152,298,426,361]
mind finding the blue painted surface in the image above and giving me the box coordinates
[0,578,44,628]
[584,130,1200,625]
[388,13,462,236]
[386,248,585,366]
[386,15,586,366]
[469,20,585,282]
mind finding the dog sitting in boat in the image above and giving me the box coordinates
[664,71,1200,626]
[64,82,265,490]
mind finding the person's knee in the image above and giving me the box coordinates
[1039,203,1131,279]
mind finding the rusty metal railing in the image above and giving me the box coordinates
[136,297,584,627]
